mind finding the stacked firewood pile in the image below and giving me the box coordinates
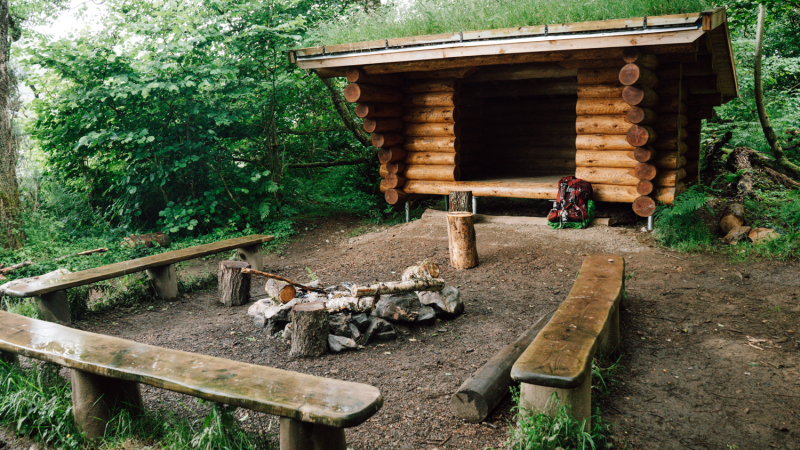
[246,262,463,357]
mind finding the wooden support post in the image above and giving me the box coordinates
[448,191,472,212]
[520,376,592,431]
[279,417,346,450]
[237,243,264,272]
[598,305,621,356]
[290,302,329,358]
[35,290,71,325]
[218,261,251,307]
[71,369,143,439]
[146,264,179,301]
[447,212,479,270]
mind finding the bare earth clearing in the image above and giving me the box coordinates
[2,211,799,450]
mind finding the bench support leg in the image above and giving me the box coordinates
[146,264,179,300]
[238,244,264,272]
[279,417,346,450]
[35,290,71,325]
[71,369,143,439]
[599,305,621,356]
[520,376,592,430]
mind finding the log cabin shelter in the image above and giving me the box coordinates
[289,7,738,217]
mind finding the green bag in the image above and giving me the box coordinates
[547,200,595,230]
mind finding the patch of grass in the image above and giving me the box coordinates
[653,186,715,252]
[312,0,713,45]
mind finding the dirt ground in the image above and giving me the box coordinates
[2,204,799,450]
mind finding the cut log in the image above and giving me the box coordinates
[121,232,170,249]
[575,167,638,186]
[451,310,555,423]
[218,261,251,307]
[405,152,459,166]
[637,180,654,195]
[240,268,328,295]
[352,279,445,297]
[345,68,403,86]
[575,98,631,115]
[447,212,479,270]
[290,302,329,358]
[449,191,473,213]
[575,135,635,151]
[364,118,404,133]
[405,123,459,137]
[577,85,626,98]
[404,92,458,107]
[405,165,460,182]
[619,64,658,87]
[355,103,403,118]
[323,297,377,314]
[634,163,657,181]
[405,136,458,152]
[344,83,402,103]
[632,196,657,217]
[634,146,657,163]
[266,278,298,304]
[401,107,458,123]
[379,164,388,178]
[627,125,658,147]
[372,133,404,148]
[386,162,406,174]
[622,85,659,107]
[621,48,659,70]
[575,150,636,168]
[577,67,625,85]
[626,107,657,124]
[385,189,408,205]
[378,147,407,164]
[403,79,458,93]
[384,173,407,189]
[719,204,746,235]
[575,115,632,135]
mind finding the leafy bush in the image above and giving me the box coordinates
[653,187,714,251]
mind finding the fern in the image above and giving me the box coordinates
[653,186,714,250]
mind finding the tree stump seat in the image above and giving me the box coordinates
[0,235,273,325]
[0,310,382,450]
[510,255,625,429]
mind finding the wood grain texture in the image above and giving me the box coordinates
[0,311,383,428]
[511,255,625,388]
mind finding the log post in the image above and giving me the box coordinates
[35,290,71,325]
[146,264,179,300]
[447,212,479,270]
[520,377,592,431]
[448,191,472,212]
[290,302,329,358]
[71,369,143,439]
[237,243,264,272]
[279,417,347,450]
[218,261,251,307]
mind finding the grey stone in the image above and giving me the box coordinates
[264,298,299,322]
[247,298,275,318]
[348,322,361,341]
[358,317,395,345]
[416,305,436,324]
[418,286,464,318]
[329,313,352,337]
[374,293,421,323]
[328,335,357,353]
[352,313,370,332]
[281,323,293,340]
[253,316,267,329]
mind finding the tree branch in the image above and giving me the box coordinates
[279,126,346,135]
[288,157,370,169]
[318,76,372,147]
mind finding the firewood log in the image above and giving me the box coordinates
[322,297,377,314]
[266,278,297,304]
[352,279,445,297]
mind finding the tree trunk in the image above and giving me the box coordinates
[290,302,329,358]
[0,0,21,250]
[447,212,479,269]
[449,191,472,213]
[319,77,372,147]
[754,4,800,180]
[218,261,251,307]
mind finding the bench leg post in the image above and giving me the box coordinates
[599,305,621,356]
[35,290,71,325]
[71,369,143,439]
[520,376,592,431]
[237,244,264,272]
[279,417,346,450]
[146,264,179,300]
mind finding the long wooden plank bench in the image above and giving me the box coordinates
[510,255,625,428]
[0,235,272,325]
[0,310,382,449]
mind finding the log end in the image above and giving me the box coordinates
[344,83,361,103]
[633,196,657,217]
[637,180,655,196]
[450,391,489,424]
[622,85,644,106]
[633,163,657,181]
[364,118,377,133]
[385,189,408,205]
[634,146,656,163]
[626,125,655,147]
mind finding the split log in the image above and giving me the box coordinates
[634,146,657,163]
[290,302,329,358]
[404,92,458,107]
[575,115,632,135]
[239,268,328,295]
[352,279,445,297]
[405,152,459,166]
[386,162,406,174]
[619,63,658,87]
[364,118,404,133]
[405,123,459,137]
[344,83,403,103]
[626,107,657,124]
[632,196,657,217]
[719,204,746,235]
[403,79,458,93]
[378,147,407,164]
[575,150,636,168]
[622,86,659,107]
[385,189,408,205]
[218,261,251,307]
[405,136,458,152]
[447,212,479,270]
[575,98,631,115]
[323,297,377,314]
[575,135,635,151]
[637,180,654,195]
[626,125,658,147]
[54,248,108,261]
[345,68,403,86]
[384,173,407,189]
[634,163,657,181]
[121,232,170,249]
[266,278,298,304]
[372,133,404,148]
[449,191,473,213]
[355,103,403,118]
[451,310,555,423]
[0,261,32,275]
[577,85,626,98]
[405,165,461,182]
[577,67,625,85]
[402,107,458,123]
[621,48,659,70]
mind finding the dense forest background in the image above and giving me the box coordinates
[1,0,799,265]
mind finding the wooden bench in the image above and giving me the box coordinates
[510,255,625,429]
[0,235,272,325]
[0,310,382,450]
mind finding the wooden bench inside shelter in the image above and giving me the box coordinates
[511,255,625,428]
[0,310,382,450]
[0,235,272,325]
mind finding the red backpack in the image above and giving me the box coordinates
[548,176,593,223]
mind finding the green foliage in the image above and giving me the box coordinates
[653,186,714,251]
[312,0,713,45]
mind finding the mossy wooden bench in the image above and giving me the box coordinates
[0,235,272,325]
[0,311,382,450]
[511,255,624,428]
